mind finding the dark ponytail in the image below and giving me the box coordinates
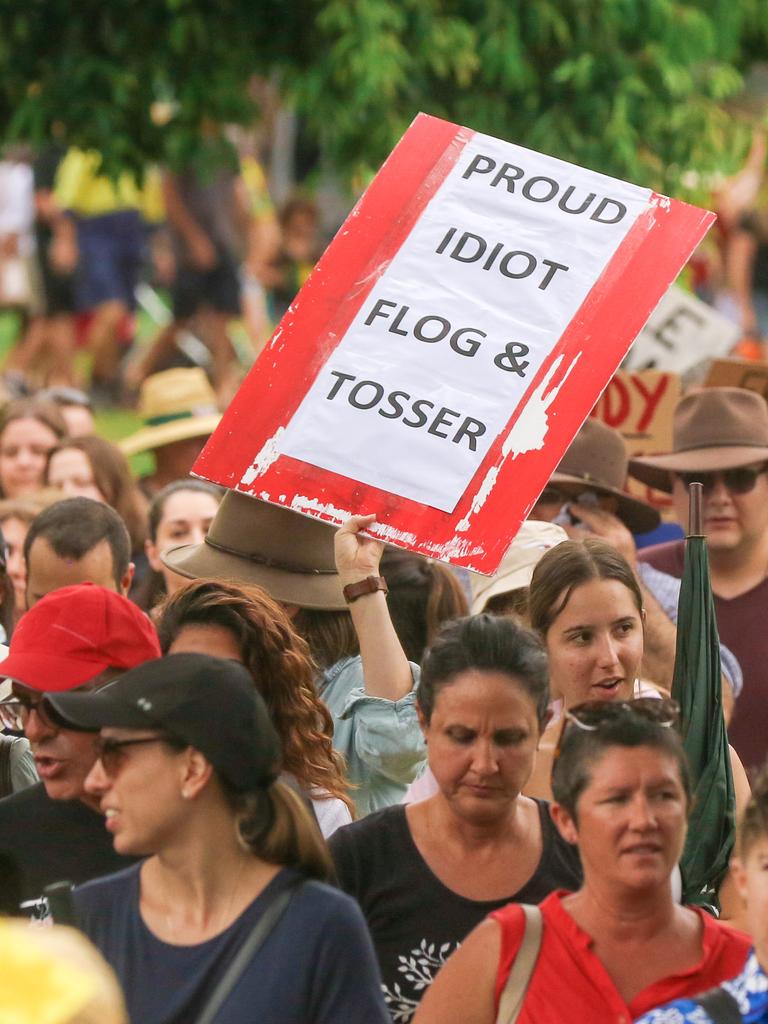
[222,779,333,882]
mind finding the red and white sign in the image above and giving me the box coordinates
[195,113,714,573]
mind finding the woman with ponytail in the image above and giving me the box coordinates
[47,653,389,1024]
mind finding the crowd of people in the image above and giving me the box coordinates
[0,135,767,1023]
[0,142,321,405]
[0,365,759,1021]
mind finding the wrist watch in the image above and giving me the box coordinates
[342,575,388,603]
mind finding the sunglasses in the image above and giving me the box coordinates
[675,464,768,496]
[94,735,173,779]
[537,487,602,507]
[554,697,680,762]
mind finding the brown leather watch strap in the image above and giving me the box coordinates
[342,575,388,603]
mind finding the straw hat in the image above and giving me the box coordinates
[162,490,346,610]
[119,368,221,456]
[548,419,660,533]
[470,521,568,614]
[628,387,768,493]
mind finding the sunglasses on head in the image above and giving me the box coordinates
[675,464,768,496]
[554,697,680,761]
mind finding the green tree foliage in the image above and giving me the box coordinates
[0,0,766,192]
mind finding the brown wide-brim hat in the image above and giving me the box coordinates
[549,419,660,534]
[628,387,768,494]
[162,490,346,611]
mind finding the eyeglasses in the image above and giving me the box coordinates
[0,677,114,732]
[554,697,680,761]
[94,736,172,778]
[675,464,768,496]
[0,692,58,731]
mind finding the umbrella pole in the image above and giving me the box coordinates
[688,481,703,536]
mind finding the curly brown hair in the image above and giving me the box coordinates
[155,578,353,814]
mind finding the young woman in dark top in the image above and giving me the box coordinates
[51,653,389,1024]
[330,615,582,1022]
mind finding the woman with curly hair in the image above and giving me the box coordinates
[155,578,354,837]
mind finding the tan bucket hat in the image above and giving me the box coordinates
[162,490,346,610]
[548,419,660,533]
[119,368,222,457]
[628,387,768,493]
[470,521,568,614]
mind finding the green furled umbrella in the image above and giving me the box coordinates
[671,482,735,914]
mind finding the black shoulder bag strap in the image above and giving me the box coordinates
[696,986,743,1024]
[193,875,304,1024]
[0,736,14,798]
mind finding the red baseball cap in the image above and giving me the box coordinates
[2,583,161,692]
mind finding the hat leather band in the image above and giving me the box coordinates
[672,439,768,455]
[203,535,337,576]
[146,409,216,427]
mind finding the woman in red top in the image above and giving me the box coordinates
[414,701,750,1024]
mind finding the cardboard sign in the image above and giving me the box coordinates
[195,113,714,574]
[705,358,768,400]
[623,285,739,374]
[591,370,681,514]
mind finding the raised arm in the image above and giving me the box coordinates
[334,514,412,701]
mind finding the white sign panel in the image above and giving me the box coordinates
[279,134,651,512]
[624,284,739,374]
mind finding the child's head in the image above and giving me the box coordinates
[280,197,318,262]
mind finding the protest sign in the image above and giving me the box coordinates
[705,357,768,400]
[623,285,739,374]
[195,113,714,573]
[591,370,681,515]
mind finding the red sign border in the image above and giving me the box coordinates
[195,114,714,573]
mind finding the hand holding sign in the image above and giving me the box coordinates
[335,514,385,589]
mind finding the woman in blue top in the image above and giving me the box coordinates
[47,652,390,1024]
[636,766,768,1024]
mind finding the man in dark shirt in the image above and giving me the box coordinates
[0,583,160,907]
[630,387,768,773]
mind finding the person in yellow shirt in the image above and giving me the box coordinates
[55,150,159,402]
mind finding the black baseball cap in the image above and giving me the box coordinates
[47,653,281,792]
